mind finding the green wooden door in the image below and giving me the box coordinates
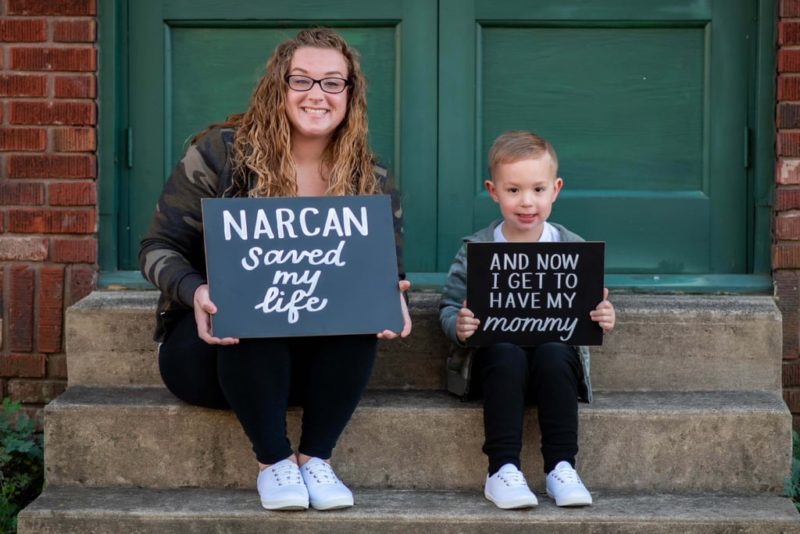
[119,0,764,286]
[438,0,754,276]
[121,0,437,272]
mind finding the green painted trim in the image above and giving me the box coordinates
[98,270,152,289]
[474,0,713,20]
[398,0,439,272]
[438,0,477,271]
[753,0,776,274]
[98,0,125,271]
[161,0,409,19]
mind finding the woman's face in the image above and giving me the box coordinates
[285,47,349,144]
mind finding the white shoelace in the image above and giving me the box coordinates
[270,462,302,486]
[551,466,582,485]
[497,469,528,487]
[304,461,341,486]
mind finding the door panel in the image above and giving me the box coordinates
[123,0,437,272]
[439,0,752,274]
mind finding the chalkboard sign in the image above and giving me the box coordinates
[202,195,404,339]
[466,242,605,347]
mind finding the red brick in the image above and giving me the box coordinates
[778,132,800,156]
[779,102,800,128]
[783,0,800,17]
[48,181,95,206]
[66,265,95,305]
[7,0,96,16]
[773,243,800,268]
[785,388,800,412]
[0,19,46,42]
[53,127,95,152]
[10,101,95,126]
[53,75,95,98]
[0,237,48,261]
[0,74,47,97]
[51,238,95,263]
[7,208,95,234]
[38,265,64,353]
[7,379,66,404]
[785,360,800,387]
[777,158,800,184]
[778,76,800,101]
[775,187,800,210]
[0,181,45,205]
[11,47,96,72]
[6,154,96,178]
[779,133,800,157]
[782,22,800,46]
[774,270,800,358]
[776,213,800,239]
[779,49,800,73]
[8,264,35,352]
[0,354,45,378]
[46,354,67,379]
[0,128,46,151]
[53,19,95,42]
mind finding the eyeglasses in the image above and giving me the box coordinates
[285,75,350,94]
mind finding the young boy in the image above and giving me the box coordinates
[439,131,615,509]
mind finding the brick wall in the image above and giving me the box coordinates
[778,0,800,430]
[0,0,97,421]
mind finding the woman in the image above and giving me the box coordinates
[139,28,411,512]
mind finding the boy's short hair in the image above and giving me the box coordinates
[488,130,558,179]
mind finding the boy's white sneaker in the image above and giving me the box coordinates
[257,459,309,510]
[546,461,593,507]
[300,457,354,510]
[484,463,538,509]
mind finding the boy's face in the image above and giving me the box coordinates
[484,155,563,242]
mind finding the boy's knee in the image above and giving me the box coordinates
[483,343,528,373]
[533,342,577,373]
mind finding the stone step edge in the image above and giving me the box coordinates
[19,486,800,530]
[71,290,781,317]
[49,385,789,414]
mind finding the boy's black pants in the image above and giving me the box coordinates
[472,342,583,476]
[157,310,376,465]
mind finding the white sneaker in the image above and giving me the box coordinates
[546,461,593,507]
[256,459,309,510]
[300,457,354,510]
[484,463,538,509]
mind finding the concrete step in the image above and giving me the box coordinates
[66,291,782,393]
[18,486,800,534]
[44,386,790,493]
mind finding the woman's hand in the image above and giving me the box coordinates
[377,280,413,339]
[456,301,480,343]
[193,284,240,345]
[590,288,615,334]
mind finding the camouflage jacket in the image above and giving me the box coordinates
[139,127,405,342]
[438,219,593,403]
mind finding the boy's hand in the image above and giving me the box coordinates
[590,288,615,334]
[456,301,480,343]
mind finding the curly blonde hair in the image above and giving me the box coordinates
[226,28,376,198]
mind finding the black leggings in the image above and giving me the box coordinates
[472,342,583,476]
[158,311,377,465]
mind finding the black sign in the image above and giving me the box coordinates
[466,242,605,347]
[202,195,403,339]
